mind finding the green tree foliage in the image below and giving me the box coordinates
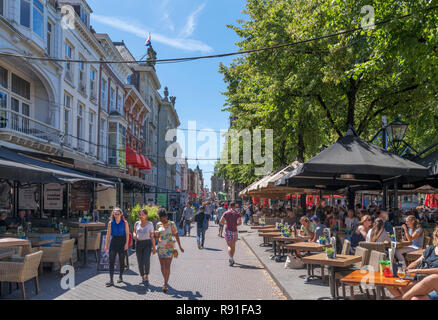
[217,0,438,184]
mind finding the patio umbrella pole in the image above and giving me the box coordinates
[393,181,399,226]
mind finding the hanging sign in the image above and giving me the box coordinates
[44,183,63,210]
[19,186,37,210]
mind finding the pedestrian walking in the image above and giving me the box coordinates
[133,208,156,286]
[194,206,207,249]
[216,202,226,237]
[155,208,184,293]
[181,201,194,236]
[105,208,130,287]
[219,202,242,266]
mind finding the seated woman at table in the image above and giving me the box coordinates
[350,215,372,251]
[386,226,438,299]
[366,218,391,243]
[395,215,424,267]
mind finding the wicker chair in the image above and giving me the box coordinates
[358,241,386,253]
[336,247,370,299]
[39,239,75,275]
[0,250,43,299]
[77,231,102,262]
[341,239,351,255]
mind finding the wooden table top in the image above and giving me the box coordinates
[257,228,281,234]
[340,270,412,288]
[302,253,362,268]
[260,232,284,238]
[272,235,310,242]
[284,242,330,252]
[0,238,30,247]
[69,222,106,228]
[251,225,275,230]
[29,239,54,247]
[0,249,14,259]
[406,248,425,260]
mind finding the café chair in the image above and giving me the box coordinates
[39,239,75,275]
[336,247,370,299]
[0,250,43,299]
[77,231,102,262]
[341,239,351,255]
[358,241,386,253]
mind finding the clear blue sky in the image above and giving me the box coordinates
[88,0,247,189]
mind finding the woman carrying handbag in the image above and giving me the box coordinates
[155,208,184,292]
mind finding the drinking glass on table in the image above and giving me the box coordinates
[396,266,406,282]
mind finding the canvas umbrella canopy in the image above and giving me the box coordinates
[275,128,429,190]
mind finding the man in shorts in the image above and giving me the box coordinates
[220,202,242,266]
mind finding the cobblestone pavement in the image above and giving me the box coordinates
[0,222,286,300]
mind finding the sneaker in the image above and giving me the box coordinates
[106,281,114,287]
[143,280,149,286]
[229,258,233,266]
[197,242,201,249]
[117,276,123,283]
[230,258,235,266]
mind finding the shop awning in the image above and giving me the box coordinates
[126,146,152,170]
[0,147,115,186]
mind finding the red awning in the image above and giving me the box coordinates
[126,146,141,167]
[126,146,152,170]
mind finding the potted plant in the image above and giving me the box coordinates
[325,247,335,259]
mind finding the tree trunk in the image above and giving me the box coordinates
[297,133,305,163]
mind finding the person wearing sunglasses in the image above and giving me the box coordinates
[350,215,372,252]
[105,208,130,287]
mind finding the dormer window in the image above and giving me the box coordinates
[80,7,88,26]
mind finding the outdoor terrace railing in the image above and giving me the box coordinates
[0,109,61,144]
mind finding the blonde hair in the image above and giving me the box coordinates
[110,208,124,221]
[359,214,371,226]
[406,215,420,230]
[300,216,310,224]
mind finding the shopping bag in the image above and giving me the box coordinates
[284,255,305,269]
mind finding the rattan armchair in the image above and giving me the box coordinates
[77,231,102,262]
[39,239,75,275]
[0,250,43,299]
[358,241,387,253]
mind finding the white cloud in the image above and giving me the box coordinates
[179,3,206,38]
[162,12,175,32]
[92,14,213,53]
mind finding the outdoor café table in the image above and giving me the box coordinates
[251,225,275,230]
[406,248,425,263]
[29,238,54,247]
[340,270,412,300]
[0,238,30,248]
[302,253,362,300]
[69,222,106,266]
[285,242,331,283]
[258,230,282,247]
[272,235,311,259]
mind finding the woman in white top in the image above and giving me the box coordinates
[133,209,156,286]
[366,218,391,243]
[395,215,424,267]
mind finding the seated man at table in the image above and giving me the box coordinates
[11,210,29,228]
[310,216,326,243]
